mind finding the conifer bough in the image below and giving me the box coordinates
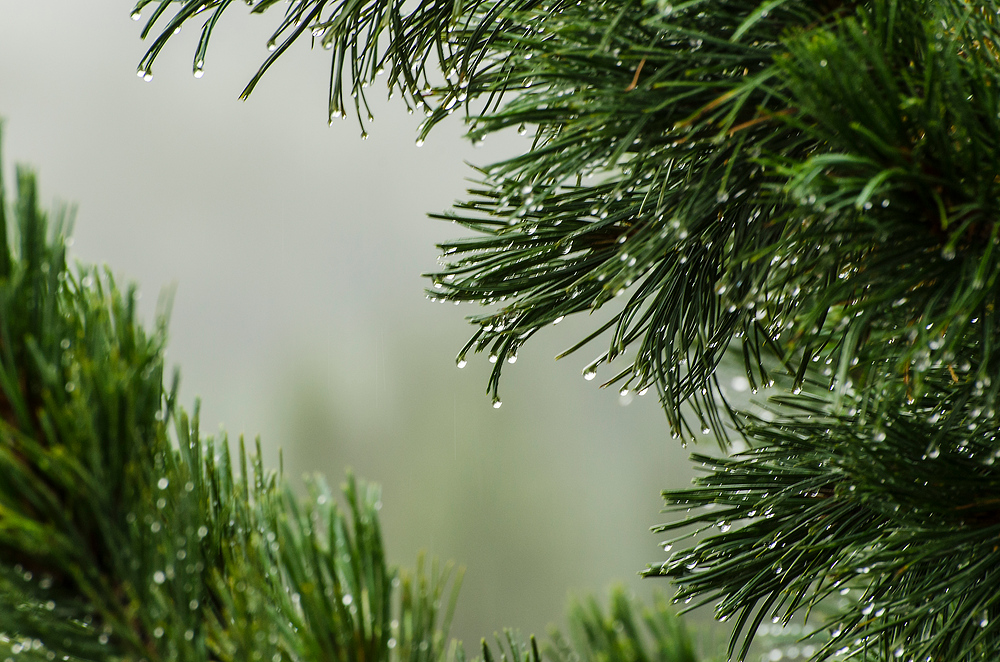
[102,0,1000,659]
[135,0,1000,437]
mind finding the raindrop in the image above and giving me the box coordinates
[584,368,597,381]
[456,358,467,369]
[158,478,169,490]
[131,10,142,20]
[153,571,166,585]
[492,398,503,409]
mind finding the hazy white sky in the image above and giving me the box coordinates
[0,3,706,646]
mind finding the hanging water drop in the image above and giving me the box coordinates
[583,368,597,381]
[492,398,503,409]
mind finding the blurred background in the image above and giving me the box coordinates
[0,3,740,651]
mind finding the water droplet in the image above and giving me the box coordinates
[267,41,278,52]
[489,354,498,363]
[583,369,597,381]
[492,398,502,409]
[184,629,195,641]
[153,571,166,585]
[553,316,564,325]
[507,355,517,364]
[197,525,209,539]
[342,594,353,606]
[131,10,142,20]
[456,358,467,369]
[153,627,164,638]
[194,67,204,79]
[158,478,169,490]
[941,246,956,260]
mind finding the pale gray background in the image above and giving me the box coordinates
[0,3,733,649]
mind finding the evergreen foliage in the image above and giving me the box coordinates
[0,131,456,661]
[3,0,998,660]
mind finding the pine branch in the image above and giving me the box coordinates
[647,383,1000,662]
[128,1,1000,440]
[0,133,461,662]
